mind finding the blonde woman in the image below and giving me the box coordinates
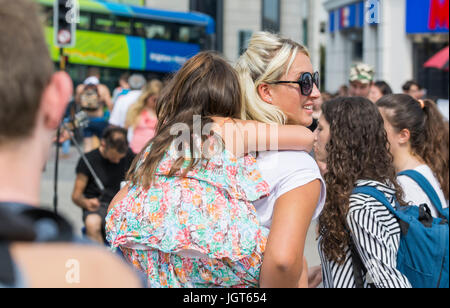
[236,32,326,288]
[125,79,163,154]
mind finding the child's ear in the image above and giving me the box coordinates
[257,83,274,104]
[40,72,73,129]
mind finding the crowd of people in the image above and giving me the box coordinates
[1,0,448,289]
[71,70,163,244]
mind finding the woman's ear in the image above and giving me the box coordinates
[40,72,73,130]
[398,128,411,145]
[257,83,273,104]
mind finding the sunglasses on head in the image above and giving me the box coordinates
[269,71,320,96]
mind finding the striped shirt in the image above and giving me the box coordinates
[318,180,412,288]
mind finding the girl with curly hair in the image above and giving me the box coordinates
[376,94,449,217]
[312,96,411,288]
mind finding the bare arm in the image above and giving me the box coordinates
[74,84,84,105]
[107,184,129,214]
[72,174,100,212]
[99,84,113,111]
[259,180,321,288]
[212,117,315,157]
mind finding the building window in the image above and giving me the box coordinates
[262,0,280,32]
[190,0,223,51]
[353,41,363,62]
[239,30,253,56]
[302,18,308,46]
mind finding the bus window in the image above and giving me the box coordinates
[148,24,171,40]
[178,27,190,43]
[39,6,53,27]
[177,25,204,44]
[114,17,132,35]
[133,21,146,37]
[92,14,114,32]
[78,12,91,31]
[133,20,172,40]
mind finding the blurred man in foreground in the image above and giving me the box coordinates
[0,0,141,288]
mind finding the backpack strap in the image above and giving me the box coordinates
[0,203,74,243]
[352,186,410,236]
[348,187,394,288]
[352,186,399,218]
[0,203,76,287]
[348,236,367,288]
[0,243,15,286]
[398,170,447,220]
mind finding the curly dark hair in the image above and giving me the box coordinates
[318,97,405,264]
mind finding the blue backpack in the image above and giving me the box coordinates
[352,170,448,288]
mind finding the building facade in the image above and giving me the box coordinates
[324,0,449,99]
[144,0,327,74]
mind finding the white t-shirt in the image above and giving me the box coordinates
[109,90,142,128]
[397,165,449,218]
[253,151,326,229]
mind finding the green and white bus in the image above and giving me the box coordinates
[36,0,215,88]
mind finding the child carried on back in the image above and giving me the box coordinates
[106,52,314,288]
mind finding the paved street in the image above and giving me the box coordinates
[40,144,322,267]
[40,145,84,235]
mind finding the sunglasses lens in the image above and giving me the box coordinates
[301,73,313,95]
[314,72,320,90]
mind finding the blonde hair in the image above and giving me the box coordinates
[235,32,310,124]
[125,79,163,128]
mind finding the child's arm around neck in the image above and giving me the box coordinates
[211,117,314,158]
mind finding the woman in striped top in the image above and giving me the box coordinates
[312,97,412,288]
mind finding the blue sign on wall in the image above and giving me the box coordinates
[330,1,366,32]
[329,10,336,33]
[406,0,449,34]
[339,3,357,30]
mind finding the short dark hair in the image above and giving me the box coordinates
[102,126,128,154]
[87,67,101,78]
[0,0,54,144]
[119,73,130,82]
[374,81,393,96]
[402,80,421,92]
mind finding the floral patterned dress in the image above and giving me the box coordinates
[106,143,270,288]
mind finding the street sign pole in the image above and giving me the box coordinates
[53,47,67,215]
[53,0,78,213]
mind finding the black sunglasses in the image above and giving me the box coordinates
[269,71,320,96]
